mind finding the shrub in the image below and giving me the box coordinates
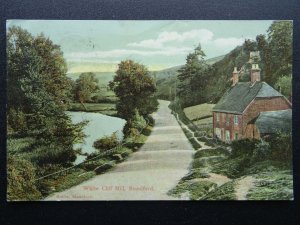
[131,109,147,130]
[30,144,76,166]
[265,132,292,164]
[7,156,42,201]
[251,140,271,163]
[7,108,28,134]
[230,138,259,158]
[93,132,119,152]
[189,138,202,149]
[94,161,116,174]
[81,158,110,171]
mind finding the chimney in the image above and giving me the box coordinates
[232,67,239,86]
[250,63,261,83]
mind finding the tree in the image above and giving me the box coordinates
[7,26,73,111]
[7,26,85,166]
[7,156,42,201]
[177,44,210,107]
[109,60,158,119]
[257,21,292,85]
[74,72,99,103]
[275,75,292,98]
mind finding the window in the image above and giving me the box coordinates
[235,133,239,140]
[215,128,221,139]
[216,113,220,122]
[225,130,230,141]
[226,114,230,125]
[234,115,239,125]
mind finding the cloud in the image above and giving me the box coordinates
[66,47,192,61]
[213,37,245,49]
[128,29,214,49]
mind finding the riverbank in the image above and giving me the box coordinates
[46,100,194,200]
[42,114,154,200]
[68,102,117,116]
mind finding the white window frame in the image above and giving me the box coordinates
[216,113,220,122]
[234,115,239,125]
[225,130,230,141]
[215,128,221,139]
[225,114,230,125]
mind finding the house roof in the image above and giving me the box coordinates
[254,109,292,134]
[212,81,283,114]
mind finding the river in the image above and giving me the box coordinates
[66,111,126,164]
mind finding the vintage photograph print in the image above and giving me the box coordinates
[6,20,293,201]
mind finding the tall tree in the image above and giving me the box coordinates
[7,26,85,165]
[109,60,158,119]
[177,44,210,107]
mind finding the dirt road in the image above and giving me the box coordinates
[46,100,194,200]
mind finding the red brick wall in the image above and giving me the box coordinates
[244,124,260,139]
[213,112,243,141]
[242,97,291,134]
[213,96,291,141]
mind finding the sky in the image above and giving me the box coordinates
[7,20,273,73]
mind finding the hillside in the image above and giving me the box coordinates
[151,55,225,81]
[67,72,115,85]
[154,55,226,101]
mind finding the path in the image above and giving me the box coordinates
[46,100,194,200]
[235,176,255,200]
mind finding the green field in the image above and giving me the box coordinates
[68,103,117,116]
[193,117,213,126]
[183,103,215,121]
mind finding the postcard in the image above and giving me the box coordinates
[6,20,293,201]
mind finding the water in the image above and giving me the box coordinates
[67,111,126,164]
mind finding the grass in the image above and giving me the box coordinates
[35,166,96,197]
[68,103,117,115]
[247,170,293,200]
[183,103,215,121]
[188,137,202,149]
[193,117,213,125]
[194,147,229,159]
[7,137,36,154]
[168,180,217,200]
[211,156,251,179]
[201,180,237,200]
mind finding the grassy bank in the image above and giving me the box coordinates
[168,101,293,200]
[7,116,154,200]
[68,103,117,116]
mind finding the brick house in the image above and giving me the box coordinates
[212,62,292,142]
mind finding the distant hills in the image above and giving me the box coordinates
[150,55,225,81]
[67,72,115,85]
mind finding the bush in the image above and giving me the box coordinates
[189,138,202,149]
[93,132,119,152]
[132,109,147,130]
[7,156,42,201]
[251,140,271,163]
[94,161,115,174]
[212,156,251,178]
[7,108,28,134]
[231,138,259,158]
[81,158,110,171]
[265,132,292,164]
[30,144,76,166]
